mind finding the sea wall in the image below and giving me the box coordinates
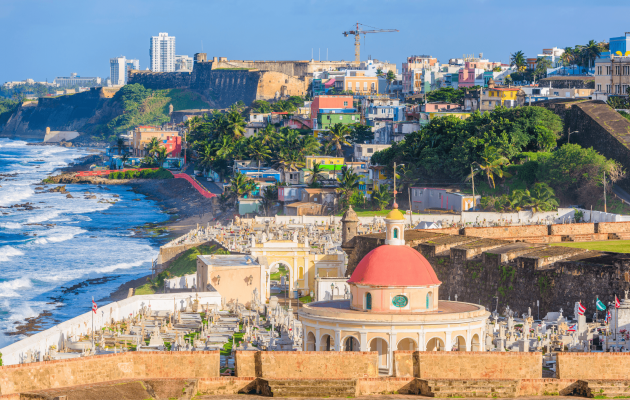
[0,351,219,396]
[393,351,541,380]
[157,239,225,273]
[0,292,221,366]
[234,351,378,379]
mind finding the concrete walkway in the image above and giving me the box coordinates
[185,164,223,195]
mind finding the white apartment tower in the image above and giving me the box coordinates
[150,32,176,72]
[110,57,127,86]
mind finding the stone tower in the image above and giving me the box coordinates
[341,205,359,246]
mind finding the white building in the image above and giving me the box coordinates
[110,57,140,86]
[175,55,193,72]
[150,32,176,72]
[53,73,101,88]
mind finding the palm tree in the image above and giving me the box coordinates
[324,123,351,157]
[275,149,305,182]
[198,143,216,171]
[212,136,235,160]
[116,137,126,155]
[386,70,397,93]
[154,147,168,168]
[298,135,320,157]
[260,186,278,216]
[229,172,256,199]
[258,124,276,147]
[561,47,574,75]
[466,146,512,189]
[120,153,130,169]
[510,51,526,72]
[534,57,552,82]
[336,167,360,206]
[305,161,327,187]
[248,140,271,171]
[528,183,559,213]
[370,184,392,211]
[145,137,161,156]
[584,40,601,70]
[225,110,246,139]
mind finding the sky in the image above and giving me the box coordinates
[1,0,629,83]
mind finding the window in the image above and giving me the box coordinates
[343,101,348,106]
[616,66,621,75]
[365,293,372,310]
[553,91,560,96]
[393,228,398,239]
[392,295,408,308]
[426,292,432,309]
[616,85,621,94]
[597,84,602,92]
[367,148,373,153]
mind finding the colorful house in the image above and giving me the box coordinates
[317,112,361,129]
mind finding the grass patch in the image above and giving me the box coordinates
[550,240,630,253]
[299,295,312,304]
[164,88,210,112]
[221,331,244,356]
[168,244,229,277]
[270,265,288,281]
[134,283,156,295]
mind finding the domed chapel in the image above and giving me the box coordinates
[298,204,490,374]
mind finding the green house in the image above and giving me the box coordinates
[317,112,360,129]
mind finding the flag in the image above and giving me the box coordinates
[567,324,577,332]
[606,310,612,323]
[577,301,586,315]
[92,298,98,314]
[616,296,621,308]
[596,299,607,311]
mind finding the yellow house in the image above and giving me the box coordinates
[340,72,379,94]
[305,156,345,169]
[480,87,525,111]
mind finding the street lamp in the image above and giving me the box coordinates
[567,130,579,144]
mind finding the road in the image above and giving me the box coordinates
[613,184,630,206]
[184,164,223,195]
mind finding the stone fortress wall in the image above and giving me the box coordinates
[345,222,630,319]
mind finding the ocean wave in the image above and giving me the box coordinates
[27,211,60,224]
[0,277,33,298]
[0,222,22,229]
[0,140,27,148]
[32,228,86,245]
[0,246,24,263]
[94,258,151,274]
[0,185,34,207]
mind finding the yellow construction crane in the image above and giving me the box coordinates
[342,22,399,64]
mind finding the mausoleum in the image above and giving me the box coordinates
[298,204,490,374]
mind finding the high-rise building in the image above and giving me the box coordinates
[110,57,126,86]
[150,32,176,72]
[126,59,140,73]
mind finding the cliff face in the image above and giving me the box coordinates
[1,89,119,140]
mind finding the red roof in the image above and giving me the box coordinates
[348,245,441,287]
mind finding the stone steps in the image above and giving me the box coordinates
[611,232,630,240]
[565,234,594,242]
[419,379,520,398]
[578,380,630,398]
[264,379,356,398]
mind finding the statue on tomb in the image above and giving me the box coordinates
[293,231,298,242]
[261,232,268,243]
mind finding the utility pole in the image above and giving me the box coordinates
[471,165,476,211]
[604,171,607,213]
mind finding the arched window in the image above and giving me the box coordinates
[365,293,372,310]
[393,228,398,239]
[426,292,432,309]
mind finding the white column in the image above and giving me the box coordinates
[291,257,298,298]
[418,330,425,351]
[445,331,452,352]
[304,256,309,293]
[466,325,472,351]
[334,329,341,351]
[316,327,321,351]
[388,332,396,375]
[360,331,368,351]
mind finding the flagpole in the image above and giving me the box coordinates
[616,295,619,342]
[92,296,94,350]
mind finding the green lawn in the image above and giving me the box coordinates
[134,282,156,295]
[168,244,228,276]
[550,240,630,253]
[164,89,211,112]
[270,265,288,281]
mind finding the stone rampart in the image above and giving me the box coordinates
[461,225,549,238]
[549,223,595,235]
[0,351,219,396]
[596,221,630,233]
[127,70,192,89]
[394,351,541,380]
[518,379,579,397]
[557,353,630,379]
[235,351,378,379]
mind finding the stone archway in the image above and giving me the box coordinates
[397,337,417,351]
[471,334,480,351]
[369,337,389,368]
[320,334,334,351]
[268,261,292,299]
[306,332,316,351]
[426,337,445,351]
[453,335,466,351]
[343,335,360,351]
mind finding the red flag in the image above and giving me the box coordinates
[616,296,621,308]
[578,301,586,315]
[92,299,98,314]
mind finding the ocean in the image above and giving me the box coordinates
[0,138,168,347]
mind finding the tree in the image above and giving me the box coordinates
[306,161,327,187]
[527,183,559,213]
[248,140,271,170]
[533,57,552,81]
[583,39,602,70]
[251,100,271,113]
[225,109,246,139]
[116,137,126,155]
[467,146,512,189]
[324,123,351,157]
[275,149,305,181]
[145,137,161,156]
[229,172,256,199]
[348,123,374,144]
[120,153,130,168]
[386,70,397,92]
[260,186,278,216]
[371,184,392,211]
[336,167,360,207]
[510,51,527,72]
[154,147,168,168]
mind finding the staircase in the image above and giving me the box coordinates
[564,234,595,242]
[576,380,630,398]
[262,378,357,397]
[418,379,520,398]
[610,232,630,240]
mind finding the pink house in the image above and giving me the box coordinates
[422,102,461,112]
[458,62,485,88]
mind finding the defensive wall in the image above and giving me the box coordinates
[344,223,630,318]
[4,351,630,397]
[0,293,222,366]
[128,63,309,108]
[534,99,630,191]
[538,76,595,89]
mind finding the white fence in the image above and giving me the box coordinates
[0,292,221,366]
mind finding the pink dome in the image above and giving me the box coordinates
[348,245,441,286]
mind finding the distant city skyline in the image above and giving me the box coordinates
[0,0,627,83]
